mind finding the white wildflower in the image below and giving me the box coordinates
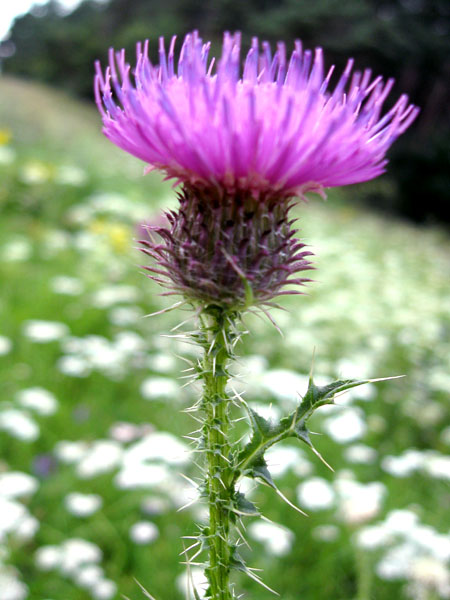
[76,441,123,479]
[384,510,420,534]
[357,524,393,550]
[57,355,91,378]
[14,515,39,541]
[344,444,377,465]
[296,477,336,511]
[91,285,139,309]
[335,478,386,524]
[1,239,32,262]
[261,369,309,402]
[60,538,102,575]
[35,545,62,571]
[115,463,170,491]
[0,146,16,165]
[22,320,69,343]
[91,579,117,600]
[140,377,179,401]
[265,445,312,478]
[16,387,58,416]
[381,449,425,478]
[109,422,142,443]
[0,336,12,356]
[123,432,190,466]
[148,352,176,374]
[109,306,143,326]
[312,525,339,542]
[248,521,294,556]
[0,572,28,600]
[50,276,84,296]
[55,165,88,186]
[64,493,103,517]
[424,453,450,481]
[322,407,367,444]
[0,472,38,499]
[0,409,39,441]
[74,564,104,588]
[54,440,89,464]
[129,521,159,545]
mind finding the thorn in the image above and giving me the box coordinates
[177,496,199,512]
[174,353,196,366]
[180,541,201,556]
[256,306,284,337]
[171,306,203,331]
[181,541,203,600]
[229,384,246,406]
[241,568,280,596]
[178,373,198,380]
[187,544,204,563]
[133,578,158,600]
[178,472,200,488]
[235,524,252,549]
[184,414,203,424]
[288,404,301,434]
[272,484,308,516]
[310,444,334,472]
[143,301,186,318]
[207,333,217,355]
[368,374,405,383]
[216,475,227,489]
[180,379,197,389]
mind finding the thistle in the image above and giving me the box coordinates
[95,32,417,599]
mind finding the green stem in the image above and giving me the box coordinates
[200,307,234,600]
[355,544,372,600]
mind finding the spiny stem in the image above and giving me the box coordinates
[200,307,235,600]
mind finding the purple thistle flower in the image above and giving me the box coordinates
[95,32,418,309]
[95,31,418,196]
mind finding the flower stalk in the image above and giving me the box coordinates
[199,307,235,600]
[183,306,397,599]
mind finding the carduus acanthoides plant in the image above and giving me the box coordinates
[95,31,417,600]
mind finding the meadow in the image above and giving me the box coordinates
[0,76,449,600]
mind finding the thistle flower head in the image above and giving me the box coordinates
[139,186,313,309]
[95,32,418,310]
[95,31,419,197]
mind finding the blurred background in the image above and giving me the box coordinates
[0,1,449,600]
[1,0,449,224]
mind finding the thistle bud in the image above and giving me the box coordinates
[139,185,313,309]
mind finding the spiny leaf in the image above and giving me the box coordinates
[230,492,260,517]
[248,407,280,438]
[230,549,279,595]
[236,375,389,483]
[250,457,276,489]
[235,407,285,476]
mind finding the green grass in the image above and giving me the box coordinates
[0,77,449,600]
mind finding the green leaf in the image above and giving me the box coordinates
[230,547,280,595]
[250,456,276,488]
[230,491,260,517]
[235,375,395,484]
